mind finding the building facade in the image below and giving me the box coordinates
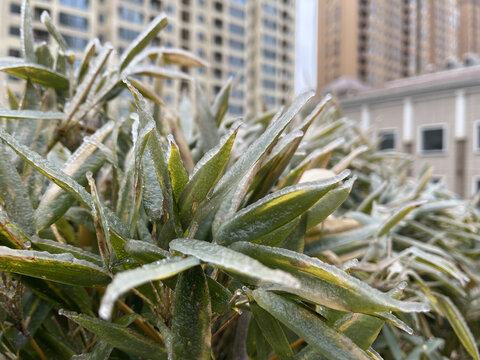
[458,0,480,58]
[0,0,296,118]
[338,65,480,197]
[317,0,458,89]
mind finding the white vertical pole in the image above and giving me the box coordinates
[361,104,370,130]
[403,97,413,142]
[455,89,466,139]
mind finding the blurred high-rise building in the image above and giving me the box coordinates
[317,0,458,89]
[458,0,480,57]
[0,0,296,118]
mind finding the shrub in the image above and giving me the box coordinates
[0,2,478,359]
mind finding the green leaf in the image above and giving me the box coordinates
[214,172,349,246]
[159,47,209,67]
[126,65,192,80]
[171,266,211,360]
[124,239,171,264]
[0,108,64,120]
[0,144,35,235]
[32,238,103,267]
[179,124,239,227]
[99,256,199,320]
[206,277,232,314]
[334,313,384,350]
[169,239,299,288]
[0,127,94,213]
[40,11,69,51]
[252,289,371,360]
[119,13,168,70]
[0,246,110,286]
[433,294,480,360]
[0,58,69,89]
[249,302,295,360]
[306,177,355,230]
[196,83,220,152]
[212,78,231,126]
[34,121,114,230]
[141,150,164,222]
[213,91,314,200]
[168,136,189,202]
[377,200,426,237]
[231,242,430,314]
[75,39,96,85]
[60,310,167,360]
[21,0,36,63]
[35,42,54,68]
[0,213,26,249]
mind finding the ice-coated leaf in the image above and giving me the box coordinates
[0,108,64,120]
[0,58,69,89]
[60,310,167,359]
[179,124,239,227]
[0,246,110,286]
[214,171,349,246]
[377,200,426,237]
[212,78,231,126]
[306,177,355,230]
[125,76,165,105]
[34,121,114,230]
[0,213,26,249]
[433,294,480,360]
[161,47,209,67]
[196,83,220,152]
[65,44,113,124]
[252,289,371,360]
[168,136,188,202]
[171,266,211,360]
[124,239,171,264]
[249,302,295,359]
[99,256,199,320]
[332,145,369,174]
[21,0,36,63]
[40,11,69,51]
[142,150,164,222]
[0,144,35,235]
[232,242,431,314]
[170,239,299,289]
[334,313,384,350]
[75,39,96,84]
[32,238,103,267]
[126,65,192,80]
[213,91,314,199]
[119,13,168,70]
[0,127,94,212]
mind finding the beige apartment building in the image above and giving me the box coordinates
[317,0,458,88]
[335,64,480,198]
[458,0,480,57]
[0,0,296,118]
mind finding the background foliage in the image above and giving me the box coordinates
[0,2,479,359]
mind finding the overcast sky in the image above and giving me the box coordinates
[295,0,317,94]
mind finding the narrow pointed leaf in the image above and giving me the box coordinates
[99,256,199,320]
[0,108,64,120]
[40,11,69,50]
[0,58,68,89]
[334,313,384,350]
[119,13,168,70]
[168,136,189,202]
[433,294,480,360]
[170,239,299,288]
[212,78,231,125]
[34,121,114,230]
[232,242,430,314]
[214,172,349,245]
[179,124,239,226]
[377,200,426,237]
[32,238,103,267]
[160,47,209,67]
[252,289,371,360]
[171,266,211,360]
[124,239,171,264]
[196,83,220,152]
[21,0,36,62]
[142,151,164,222]
[0,246,110,286]
[61,311,167,359]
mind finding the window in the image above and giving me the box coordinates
[8,48,20,57]
[262,79,275,90]
[229,39,244,50]
[59,12,88,30]
[262,34,276,46]
[62,34,87,50]
[378,130,395,150]
[59,0,89,9]
[229,23,244,35]
[264,95,275,105]
[118,7,144,24]
[420,125,446,153]
[231,89,244,99]
[9,26,20,36]
[34,7,48,20]
[229,6,245,18]
[197,14,205,23]
[213,68,222,78]
[229,55,244,67]
[197,32,205,41]
[98,14,104,23]
[10,3,21,14]
[34,29,49,42]
[230,0,245,4]
[263,18,276,30]
[263,49,276,60]
[263,4,277,15]
[118,27,139,41]
[262,64,276,75]
[230,105,243,114]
